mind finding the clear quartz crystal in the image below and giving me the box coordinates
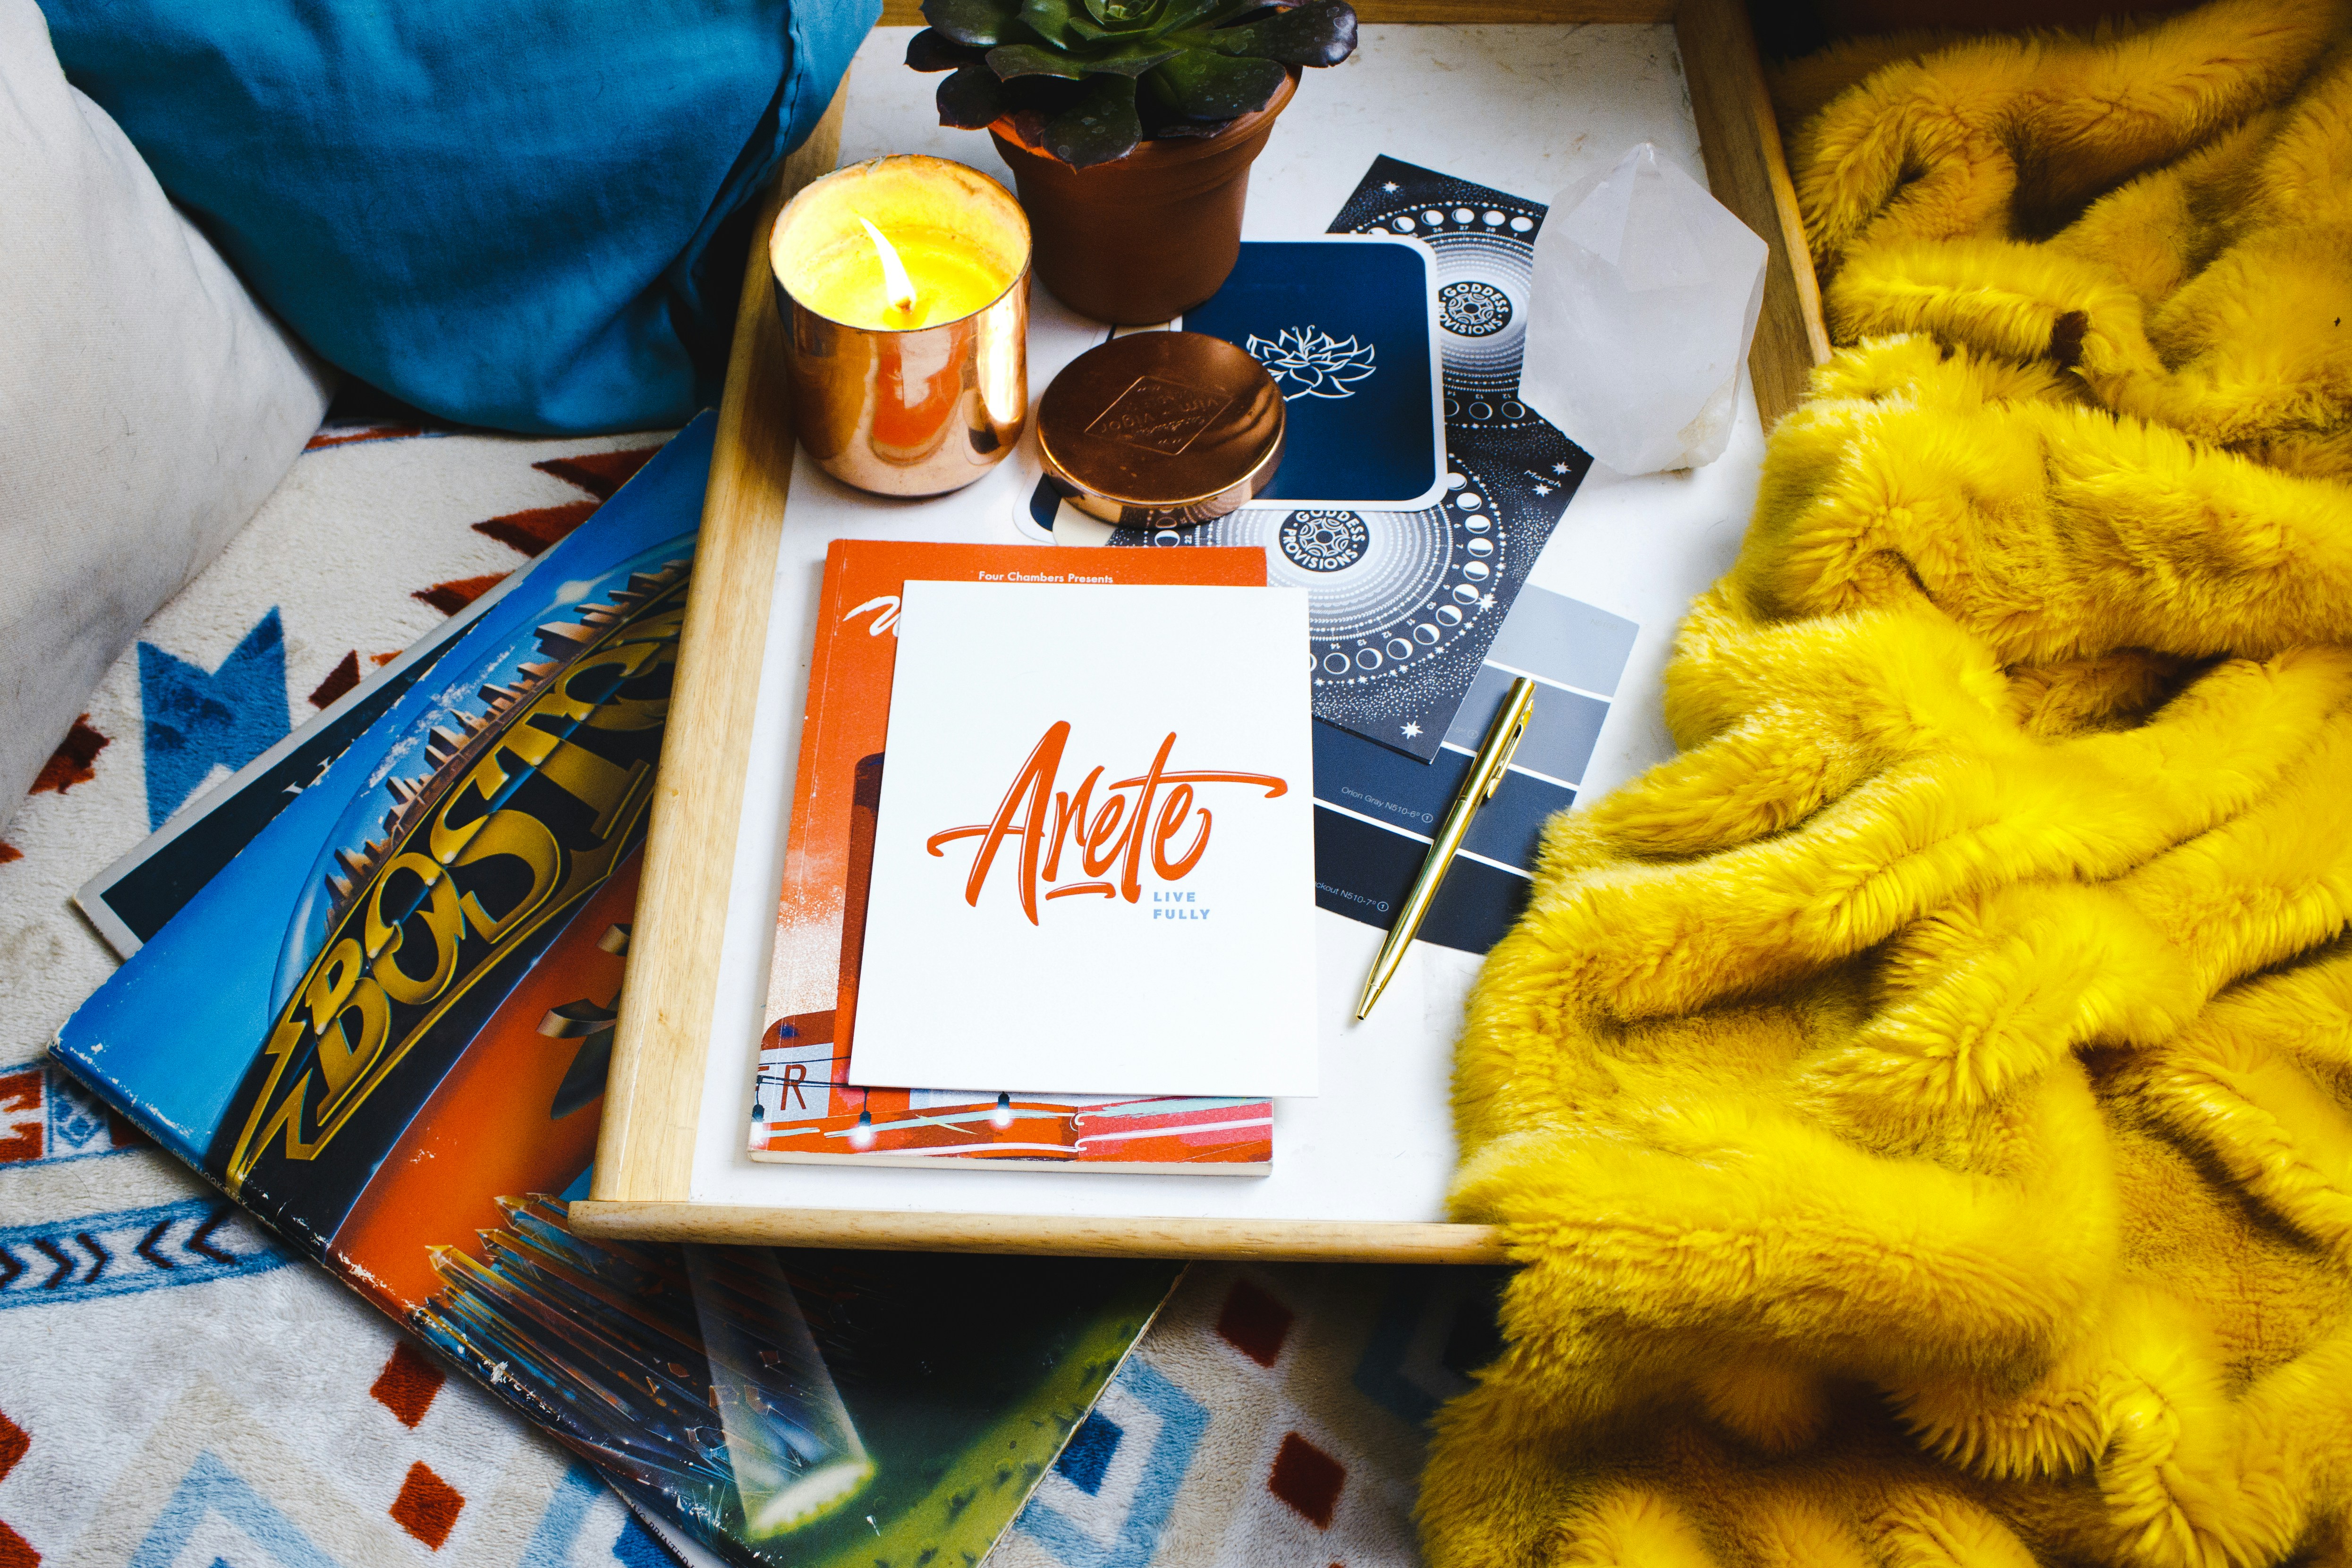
[1519,143,1768,475]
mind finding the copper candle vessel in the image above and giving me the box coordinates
[768,156,1031,497]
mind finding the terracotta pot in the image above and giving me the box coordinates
[990,69,1299,324]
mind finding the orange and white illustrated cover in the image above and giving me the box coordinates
[850,579,1318,1100]
[753,542,1278,1172]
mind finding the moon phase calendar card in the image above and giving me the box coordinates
[1109,157,1594,763]
[754,540,1283,1172]
[50,421,1185,1568]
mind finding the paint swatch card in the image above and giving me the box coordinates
[848,581,1318,1099]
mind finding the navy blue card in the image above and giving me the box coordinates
[1181,237,1444,511]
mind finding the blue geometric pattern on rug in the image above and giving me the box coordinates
[131,1451,342,1568]
[522,1461,663,1568]
[45,1064,123,1161]
[0,1196,293,1309]
[1056,1412,1123,1495]
[1352,1268,1502,1427]
[521,1464,603,1568]
[609,1514,671,1568]
[1017,1358,1207,1568]
[1352,1272,1452,1426]
[140,608,291,830]
[0,1056,143,1168]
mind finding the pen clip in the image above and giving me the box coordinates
[1483,707,1530,800]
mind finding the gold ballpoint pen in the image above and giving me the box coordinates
[1355,675,1538,1020]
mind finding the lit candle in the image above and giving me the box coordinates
[858,218,919,322]
[790,212,1009,330]
[771,157,1032,496]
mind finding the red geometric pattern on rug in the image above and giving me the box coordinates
[0,1406,28,1480]
[0,1405,34,1567]
[1216,1278,1294,1368]
[370,1340,446,1429]
[468,444,660,559]
[535,446,661,500]
[472,501,597,559]
[1267,1431,1344,1529]
[0,845,17,866]
[31,717,108,795]
[305,423,429,450]
[102,1109,146,1150]
[307,652,363,711]
[389,1460,464,1550]
[411,574,510,616]
[0,1072,41,1163]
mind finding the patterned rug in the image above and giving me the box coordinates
[0,411,1493,1568]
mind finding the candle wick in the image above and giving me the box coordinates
[857,216,920,322]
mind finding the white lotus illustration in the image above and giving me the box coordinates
[1245,327,1377,400]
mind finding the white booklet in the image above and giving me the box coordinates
[847,579,1319,1098]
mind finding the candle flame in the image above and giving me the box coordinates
[858,217,919,321]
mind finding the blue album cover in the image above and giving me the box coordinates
[53,419,713,1177]
[1181,236,1444,512]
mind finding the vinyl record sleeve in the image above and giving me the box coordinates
[51,415,1183,1568]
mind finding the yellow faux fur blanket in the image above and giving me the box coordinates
[1423,2,2352,1563]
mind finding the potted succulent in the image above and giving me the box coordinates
[907,0,1358,322]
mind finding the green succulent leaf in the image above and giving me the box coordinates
[1152,0,1253,34]
[918,0,1353,162]
[1088,40,1186,74]
[936,62,1011,126]
[1086,0,1165,25]
[987,42,1088,78]
[1146,49,1287,118]
[906,28,984,71]
[995,38,1179,77]
[922,0,1019,46]
[1041,72,1145,167]
[1019,0,1077,45]
[1199,0,1356,63]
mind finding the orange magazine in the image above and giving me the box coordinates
[753,541,1277,1172]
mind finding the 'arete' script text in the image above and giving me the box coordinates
[926,722,1286,924]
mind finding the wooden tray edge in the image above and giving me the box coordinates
[1675,0,1831,424]
[592,85,849,1205]
[571,1200,1510,1261]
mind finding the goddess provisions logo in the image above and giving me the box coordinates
[925,723,1286,924]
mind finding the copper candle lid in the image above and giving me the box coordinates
[1037,332,1284,527]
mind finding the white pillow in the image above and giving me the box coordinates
[0,0,331,836]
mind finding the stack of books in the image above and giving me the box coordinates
[752,541,1317,1172]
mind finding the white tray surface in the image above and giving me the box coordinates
[688,22,1764,1221]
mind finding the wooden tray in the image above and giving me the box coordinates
[576,0,1828,1259]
